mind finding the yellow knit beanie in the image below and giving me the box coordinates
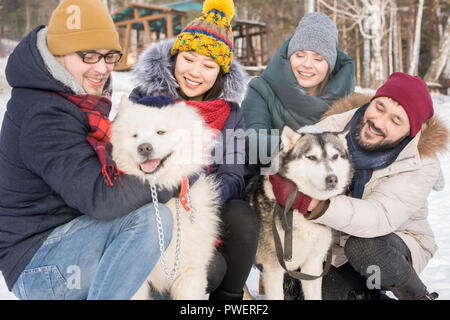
[171,0,234,73]
[47,0,121,56]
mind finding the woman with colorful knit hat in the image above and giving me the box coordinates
[129,0,258,300]
[242,12,356,175]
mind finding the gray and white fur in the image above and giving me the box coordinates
[245,126,353,300]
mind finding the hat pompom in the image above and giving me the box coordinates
[203,0,235,21]
[172,0,234,73]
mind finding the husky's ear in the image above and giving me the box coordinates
[336,126,350,149]
[297,125,323,134]
[280,125,302,150]
[337,126,350,141]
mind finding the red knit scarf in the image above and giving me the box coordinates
[180,99,231,132]
[54,92,124,187]
[179,99,230,249]
[178,99,230,173]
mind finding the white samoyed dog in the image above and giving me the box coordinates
[110,96,221,300]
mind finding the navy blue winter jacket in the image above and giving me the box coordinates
[0,26,171,291]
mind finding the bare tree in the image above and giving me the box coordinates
[391,1,400,73]
[24,0,31,35]
[407,0,424,75]
[362,26,371,87]
[235,0,302,60]
[318,0,392,88]
[307,0,315,13]
[436,0,444,39]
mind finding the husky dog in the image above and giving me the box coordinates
[245,125,353,300]
[110,96,220,300]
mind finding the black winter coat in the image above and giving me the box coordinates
[0,26,170,290]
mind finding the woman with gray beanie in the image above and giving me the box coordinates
[242,12,355,174]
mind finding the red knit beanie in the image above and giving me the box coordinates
[371,72,434,137]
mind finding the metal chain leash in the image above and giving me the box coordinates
[185,181,196,224]
[150,183,182,282]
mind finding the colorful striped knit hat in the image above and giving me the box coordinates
[171,0,234,73]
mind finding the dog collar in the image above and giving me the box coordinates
[268,174,312,214]
[179,175,190,211]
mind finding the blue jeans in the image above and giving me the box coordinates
[12,202,173,300]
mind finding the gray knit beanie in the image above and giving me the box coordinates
[287,12,338,72]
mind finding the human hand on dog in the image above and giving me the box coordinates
[268,174,312,214]
[307,198,320,212]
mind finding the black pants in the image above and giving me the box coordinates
[206,199,259,297]
[285,233,416,300]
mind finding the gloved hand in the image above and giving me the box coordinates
[268,174,312,214]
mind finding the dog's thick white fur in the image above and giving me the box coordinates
[110,96,220,299]
[247,126,353,300]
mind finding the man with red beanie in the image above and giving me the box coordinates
[279,72,448,300]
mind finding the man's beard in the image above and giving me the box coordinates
[354,116,407,151]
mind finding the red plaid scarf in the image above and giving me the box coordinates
[181,99,231,132]
[55,92,124,187]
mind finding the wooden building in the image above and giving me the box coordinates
[112,1,267,72]
[111,2,186,70]
[233,19,267,74]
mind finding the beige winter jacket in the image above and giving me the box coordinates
[311,93,449,274]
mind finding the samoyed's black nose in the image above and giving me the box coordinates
[325,174,338,189]
[137,143,153,157]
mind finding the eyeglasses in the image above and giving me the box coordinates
[75,51,123,64]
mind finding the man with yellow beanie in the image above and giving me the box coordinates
[0,0,175,299]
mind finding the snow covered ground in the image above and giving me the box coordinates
[0,57,449,300]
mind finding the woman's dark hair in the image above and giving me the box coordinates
[317,69,330,96]
[201,68,224,101]
[172,53,224,101]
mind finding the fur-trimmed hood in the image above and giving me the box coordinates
[132,38,248,104]
[320,93,449,158]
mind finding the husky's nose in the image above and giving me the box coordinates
[137,143,153,157]
[325,175,338,189]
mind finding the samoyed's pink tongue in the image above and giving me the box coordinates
[140,159,161,173]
